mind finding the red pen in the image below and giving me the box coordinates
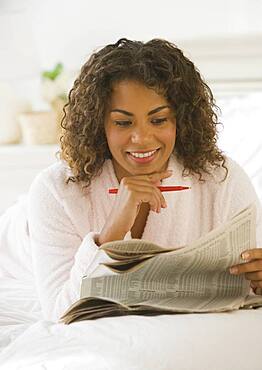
[108,186,190,194]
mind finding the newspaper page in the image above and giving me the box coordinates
[80,203,262,314]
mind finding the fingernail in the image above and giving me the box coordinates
[242,252,250,260]
[230,267,238,274]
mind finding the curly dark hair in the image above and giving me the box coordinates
[60,37,227,186]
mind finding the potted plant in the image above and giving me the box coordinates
[19,63,72,145]
[41,63,70,140]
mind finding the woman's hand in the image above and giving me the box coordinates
[230,248,262,295]
[97,170,172,245]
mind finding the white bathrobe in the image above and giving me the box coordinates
[25,155,262,321]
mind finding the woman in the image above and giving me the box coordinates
[28,38,262,321]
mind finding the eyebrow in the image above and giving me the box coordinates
[110,105,170,116]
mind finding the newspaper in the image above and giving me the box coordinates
[60,203,262,324]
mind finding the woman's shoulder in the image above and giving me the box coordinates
[29,158,115,200]
[29,160,79,200]
[211,155,260,208]
[170,154,244,186]
[200,155,249,186]
[213,155,252,185]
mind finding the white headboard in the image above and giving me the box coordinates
[178,35,262,93]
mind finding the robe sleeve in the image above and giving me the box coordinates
[28,171,114,322]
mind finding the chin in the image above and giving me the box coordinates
[127,164,163,176]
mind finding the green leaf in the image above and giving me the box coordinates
[42,63,64,80]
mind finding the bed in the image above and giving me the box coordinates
[1,270,262,370]
[1,80,262,369]
[0,293,262,370]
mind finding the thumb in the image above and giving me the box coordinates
[136,201,142,216]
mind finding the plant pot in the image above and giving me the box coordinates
[18,111,58,145]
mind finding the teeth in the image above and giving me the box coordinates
[129,150,157,158]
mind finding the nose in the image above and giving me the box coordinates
[130,123,152,144]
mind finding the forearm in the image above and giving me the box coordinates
[97,222,128,246]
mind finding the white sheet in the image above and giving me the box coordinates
[0,277,262,370]
[0,301,262,370]
[0,278,41,354]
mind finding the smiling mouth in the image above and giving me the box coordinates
[128,149,159,158]
[126,148,160,163]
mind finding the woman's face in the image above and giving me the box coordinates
[104,80,177,181]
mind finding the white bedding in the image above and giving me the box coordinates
[0,279,262,370]
[0,278,41,353]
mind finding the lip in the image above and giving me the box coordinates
[126,148,160,164]
[127,149,159,153]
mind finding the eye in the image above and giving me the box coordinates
[114,120,132,127]
[151,118,167,125]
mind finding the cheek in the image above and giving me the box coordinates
[159,126,176,148]
[105,128,128,151]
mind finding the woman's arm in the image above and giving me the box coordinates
[28,171,112,322]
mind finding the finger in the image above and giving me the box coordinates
[122,177,163,191]
[151,188,165,213]
[252,287,262,295]
[124,180,167,209]
[136,201,142,216]
[129,186,162,213]
[147,170,173,183]
[241,248,262,261]
[124,177,163,190]
[147,186,166,211]
[158,188,167,209]
[230,260,262,275]
[121,172,171,198]
[250,280,262,289]
[128,171,171,183]
[149,191,162,213]
[141,184,167,209]
[244,270,262,281]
